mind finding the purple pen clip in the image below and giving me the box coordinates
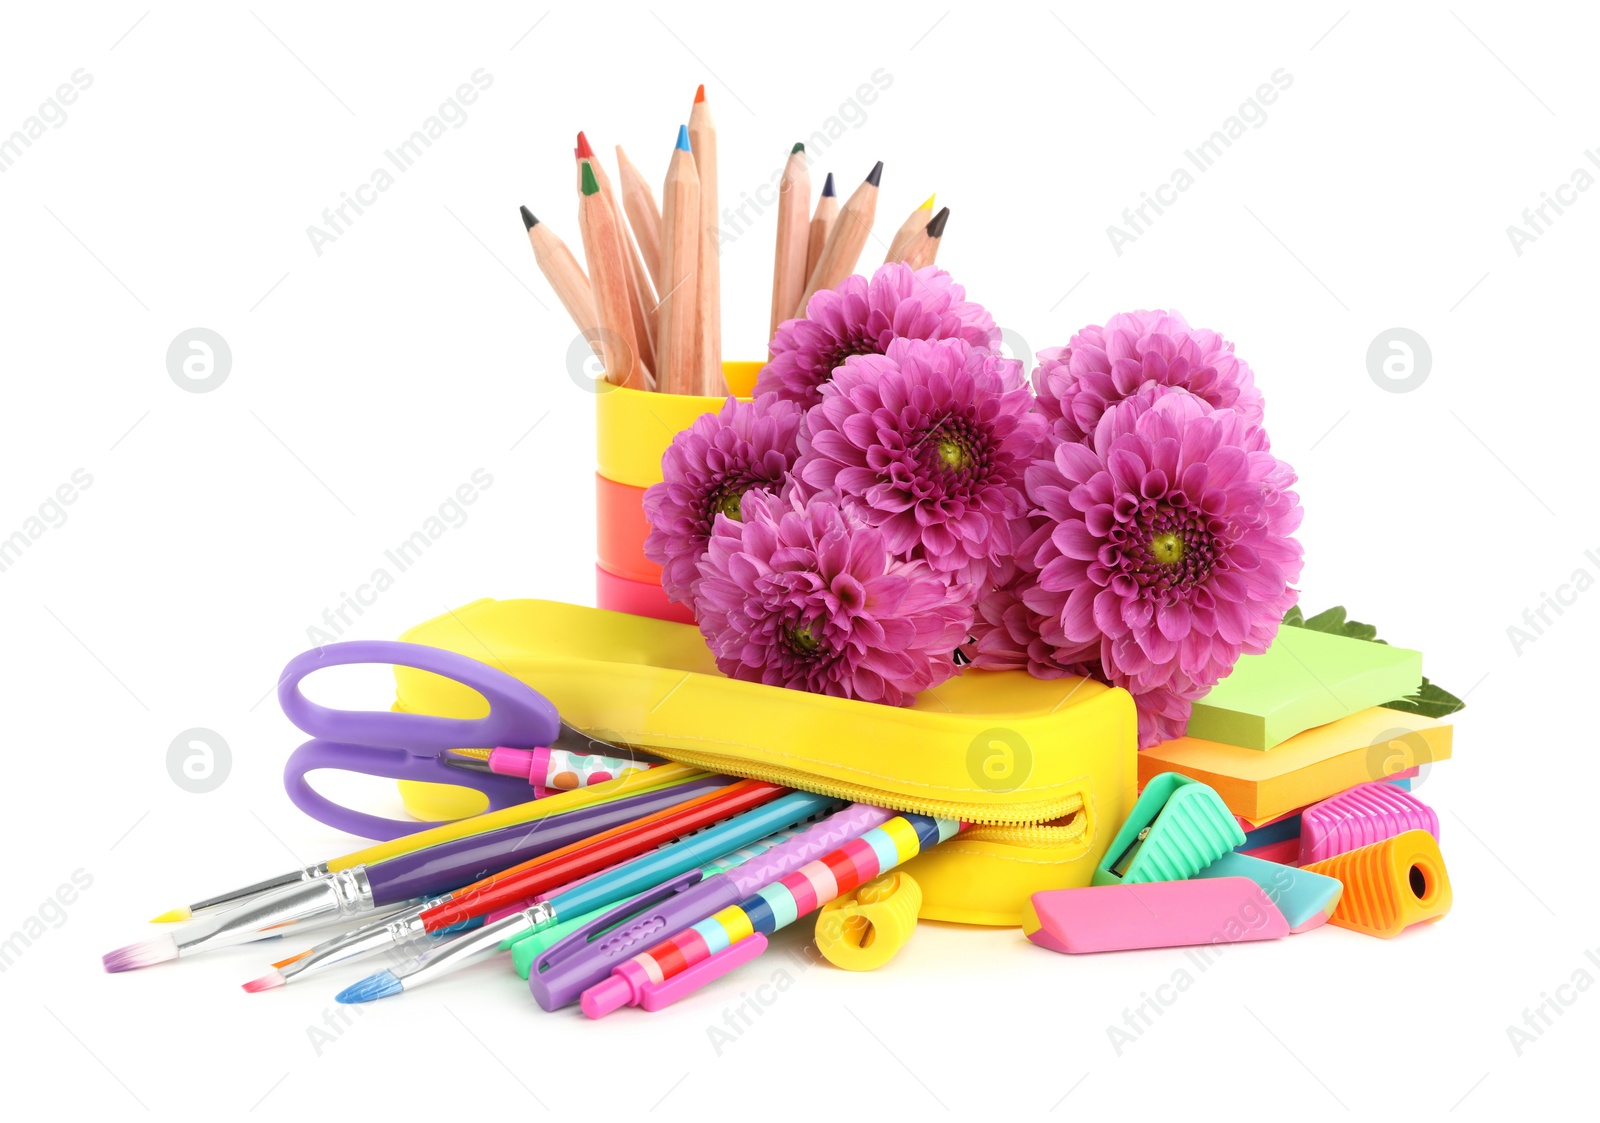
[536,869,703,968]
[639,933,768,1012]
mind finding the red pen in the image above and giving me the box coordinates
[419,779,787,931]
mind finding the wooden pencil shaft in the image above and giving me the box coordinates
[804,194,838,296]
[689,98,722,395]
[528,224,600,357]
[657,147,700,395]
[578,184,646,390]
[885,203,932,263]
[796,176,878,317]
[769,151,812,342]
[584,154,657,379]
[616,146,664,290]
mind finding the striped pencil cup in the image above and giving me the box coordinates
[594,361,764,623]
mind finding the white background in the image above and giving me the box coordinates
[1,2,1594,1118]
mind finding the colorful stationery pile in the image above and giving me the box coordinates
[1024,607,1460,953]
[95,83,1463,1017]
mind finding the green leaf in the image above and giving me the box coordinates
[1282,604,1463,715]
[1383,677,1466,719]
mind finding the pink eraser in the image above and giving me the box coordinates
[1024,877,1290,954]
[1298,781,1439,866]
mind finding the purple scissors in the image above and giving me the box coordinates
[278,640,615,840]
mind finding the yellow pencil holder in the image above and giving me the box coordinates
[592,360,763,624]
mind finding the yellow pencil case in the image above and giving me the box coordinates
[393,598,1138,926]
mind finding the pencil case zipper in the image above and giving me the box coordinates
[626,743,1089,848]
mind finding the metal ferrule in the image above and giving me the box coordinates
[391,901,558,988]
[278,901,429,981]
[175,867,375,957]
[189,862,331,915]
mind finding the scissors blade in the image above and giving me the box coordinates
[550,720,641,759]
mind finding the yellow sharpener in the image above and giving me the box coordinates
[814,872,923,971]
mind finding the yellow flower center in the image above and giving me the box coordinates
[1150,531,1185,566]
[789,622,821,653]
[714,487,746,520]
[937,437,969,470]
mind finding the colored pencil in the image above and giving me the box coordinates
[519,206,600,358]
[797,161,880,316]
[578,132,658,380]
[615,144,664,289]
[899,205,950,270]
[578,161,650,390]
[688,85,723,395]
[804,172,838,301]
[421,780,786,931]
[769,142,812,341]
[884,193,935,263]
[657,125,700,395]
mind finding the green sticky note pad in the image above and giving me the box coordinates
[1187,627,1423,750]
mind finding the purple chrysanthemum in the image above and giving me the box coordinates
[1023,389,1303,747]
[795,338,1047,588]
[755,263,999,408]
[694,490,973,706]
[1032,309,1265,446]
[643,393,804,605]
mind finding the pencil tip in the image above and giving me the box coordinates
[866,161,883,187]
[694,84,706,104]
[919,193,936,211]
[791,141,805,154]
[575,131,594,159]
[675,124,692,153]
[580,162,600,196]
[927,206,950,238]
[520,205,538,230]
[822,172,836,197]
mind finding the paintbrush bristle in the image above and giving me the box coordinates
[102,933,178,973]
[336,969,403,1005]
[148,907,190,924]
[241,971,286,993]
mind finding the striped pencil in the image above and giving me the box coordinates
[796,160,881,316]
[884,194,935,263]
[578,132,657,379]
[803,172,838,298]
[688,85,723,394]
[657,125,700,395]
[615,144,663,290]
[577,162,649,390]
[898,206,950,270]
[520,206,600,358]
[768,142,811,341]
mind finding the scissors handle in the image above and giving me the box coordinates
[277,640,561,753]
[283,738,536,840]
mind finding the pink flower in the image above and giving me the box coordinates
[1023,389,1303,747]
[1032,309,1264,446]
[643,393,804,605]
[796,338,1047,588]
[755,263,999,408]
[694,490,972,706]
